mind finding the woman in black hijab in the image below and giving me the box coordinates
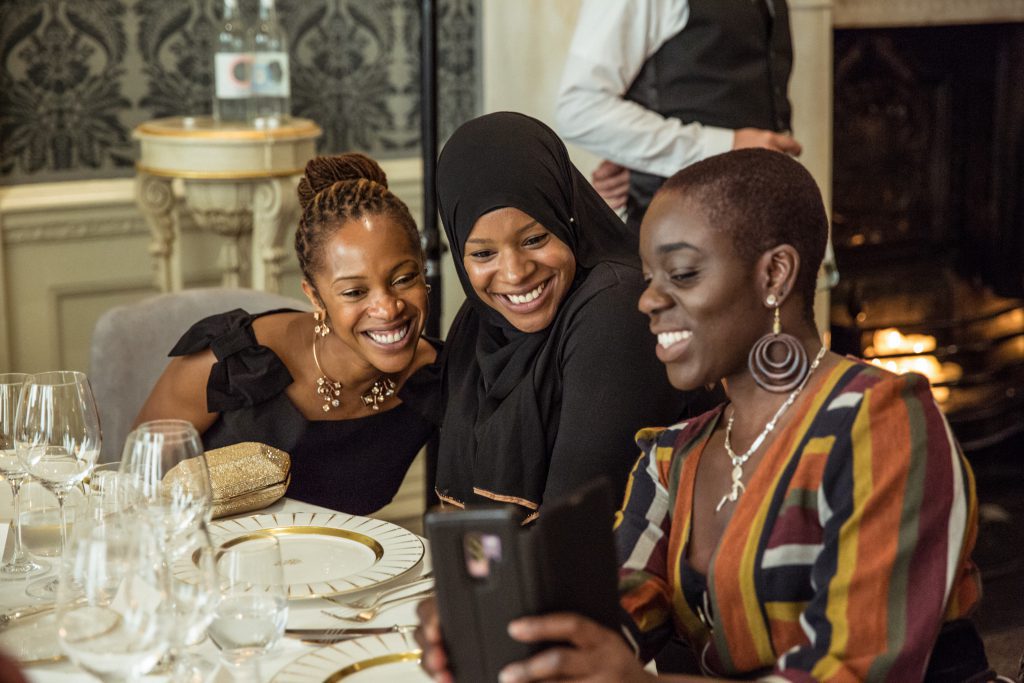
[435,111,702,519]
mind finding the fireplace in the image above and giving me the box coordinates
[828,20,1024,452]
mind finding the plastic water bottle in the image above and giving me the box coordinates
[252,0,290,127]
[213,0,252,123]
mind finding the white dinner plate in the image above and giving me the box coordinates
[272,631,429,682]
[177,510,423,600]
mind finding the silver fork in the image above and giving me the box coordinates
[321,589,434,623]
[325,573,434,611]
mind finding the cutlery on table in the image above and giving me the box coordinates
[284,624,416,644]
[324,572,434,611]
[0,603,56,629]
[321,589,434,623]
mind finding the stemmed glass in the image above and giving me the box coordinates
[207,534,289,681]
[164,526,218,683]
[56,512,171,681]
[119,419,212,539]
[14,371,101,597]
[0,372,45,579]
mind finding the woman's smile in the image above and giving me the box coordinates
[362,319,414,350]
[653,328,693,362]
[490,277,552,314]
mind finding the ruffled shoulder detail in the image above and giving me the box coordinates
[169,308,295,412]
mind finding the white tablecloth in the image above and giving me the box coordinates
[1,498,429,682]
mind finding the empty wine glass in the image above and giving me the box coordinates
[161,526,218,683]
[207,533,289,680]
[56,514,171,681]
[0,372,45,579]
[15,371,101,598]
[120,419,212,540]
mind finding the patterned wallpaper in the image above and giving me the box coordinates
[0,0,479,185]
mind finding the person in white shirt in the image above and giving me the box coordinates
[556,0,802,229]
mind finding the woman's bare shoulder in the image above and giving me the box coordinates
[250,310,309,363]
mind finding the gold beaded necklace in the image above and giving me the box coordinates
[311,335,395,413]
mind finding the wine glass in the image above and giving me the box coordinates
[56,513,171,681]
[17,479,83,560]
[0,372,45,579]
[15,371,101,598]
[120,419,211,540]
[162,526,218,683]
[207,533,289,680]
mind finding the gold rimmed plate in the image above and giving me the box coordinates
[272,631,429,682]
[176,511,423,600]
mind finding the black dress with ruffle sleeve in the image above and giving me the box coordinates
[168,308,439,515]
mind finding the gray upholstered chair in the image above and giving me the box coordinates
[89,288,310,463]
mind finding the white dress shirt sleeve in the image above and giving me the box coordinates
[555,0,735,178]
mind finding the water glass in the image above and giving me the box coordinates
[86,461,139,520]
[120,419,211,539]
[57,514,171,682]
[208,533,288,679]
[0,372,43,578]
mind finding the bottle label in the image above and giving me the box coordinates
[252,52,291,97]
[215,52,253,98]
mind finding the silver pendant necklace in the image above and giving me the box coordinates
[716,344,827,513]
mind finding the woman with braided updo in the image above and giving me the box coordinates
[135,153,439,514]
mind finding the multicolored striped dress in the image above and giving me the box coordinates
[615,358,983,681]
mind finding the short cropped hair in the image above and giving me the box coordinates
[659,148,828,322]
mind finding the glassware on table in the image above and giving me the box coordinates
[56,514,171,682]
[0,372,44,579]
[207,533,289,680]
[17,480,84,559]
[160,525,218,683]
[14,371,101,598]
[120,419,211,539]
[85,461,139,521]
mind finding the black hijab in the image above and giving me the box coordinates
[435,111,639,512]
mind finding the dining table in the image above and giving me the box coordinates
[0,496,432,682]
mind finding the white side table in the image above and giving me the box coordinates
[133,116,322,292]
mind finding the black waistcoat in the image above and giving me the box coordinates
[625,0,793,222]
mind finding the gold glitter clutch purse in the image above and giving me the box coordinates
[203,442,291,519]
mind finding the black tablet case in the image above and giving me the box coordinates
[425,478,620,682]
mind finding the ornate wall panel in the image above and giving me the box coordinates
[0,0,480,185]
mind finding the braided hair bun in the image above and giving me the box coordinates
[296,153,389,211]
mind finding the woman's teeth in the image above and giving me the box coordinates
[366,324,409,345]
[504,282,545,305]
[657,330,692,348]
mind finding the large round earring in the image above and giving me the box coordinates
[748,294,808,392]
[313,310,330,338]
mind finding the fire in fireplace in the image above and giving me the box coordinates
[829,21,1024,453]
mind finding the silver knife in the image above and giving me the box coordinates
[0,604,56,629]
[284,624,417,643]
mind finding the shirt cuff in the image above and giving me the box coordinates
[701,125,735,159]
